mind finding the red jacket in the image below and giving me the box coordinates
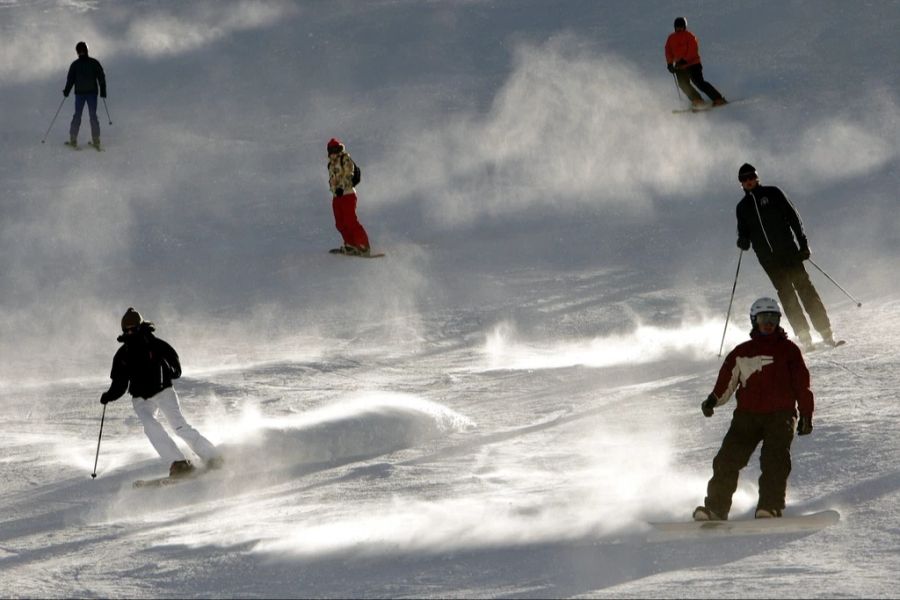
[665,30,701,67]
[710,328,814,417]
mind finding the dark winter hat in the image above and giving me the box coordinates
[75,41,88,56]
[673,17,687,30]
[121,307,143,331]
[327,138,344,154]
[738,163,758,181]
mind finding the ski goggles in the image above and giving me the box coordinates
[738,172,758,182]
[755,313,781,325]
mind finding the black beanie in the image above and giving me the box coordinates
[738,163,758,179]
[76,41,88,56]
[121,307,143,331]
[674,17,687,30]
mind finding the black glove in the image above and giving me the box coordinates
[63,90,70,97]
[797,415,813,436]
[701,393,717,417]
[100,92,107,99]
[737,238,750,251]
[334,187,344,197]
[667,63,676,74]
[100,392,115,405]
[798,246,811,261]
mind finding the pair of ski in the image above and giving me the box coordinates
[64,140,104,152]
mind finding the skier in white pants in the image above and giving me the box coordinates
[100,308,222,477]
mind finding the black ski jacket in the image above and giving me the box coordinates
[64,56,107,97]
[103,324,181,401]
[736,184,808,269]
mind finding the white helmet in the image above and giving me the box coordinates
[750,297,781,323]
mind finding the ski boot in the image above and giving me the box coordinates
[89,137,102,151]
[169,460,195,478]
[712,97,728,107]
[65,136,78,149]
[693,506,724,521]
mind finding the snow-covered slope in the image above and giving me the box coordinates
[1,1,899,597]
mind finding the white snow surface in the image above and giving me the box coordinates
[2,1,899,597]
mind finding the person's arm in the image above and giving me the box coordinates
[101,350,129,403]
[776,187,809,253]
[97,60,107,98]
[63,63,75,96]
[157,339,182,379]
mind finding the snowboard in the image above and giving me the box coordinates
[329,248,385,258]
[648,509,839,540]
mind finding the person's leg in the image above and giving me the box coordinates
[86,95,100,143]
[343,193,370,249]
[704,412,762,518]
[788,263,834,342]
[154,387,220,462]
[758,410,796,512]
[69,95,86,142]
[333,195,352,246]
[132,396,186,462]
[765,264,812,344]
[675,69,703,103]
[688,64,725,102]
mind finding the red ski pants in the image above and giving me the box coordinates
[332,193,370,249]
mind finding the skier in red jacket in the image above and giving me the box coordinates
[665,17,727,108]
[693,297,813,521]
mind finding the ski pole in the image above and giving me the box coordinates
[41,96,67,144]
[672,72,682,102]
[91,404,107,479]
[808,259,862,307]
[718,250,743,358]
[102,98,112,125]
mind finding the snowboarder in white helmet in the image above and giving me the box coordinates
[693,297,814,521]
[99,308,223,478]
[735,163,837,350]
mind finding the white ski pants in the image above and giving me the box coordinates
[131,386,219,463]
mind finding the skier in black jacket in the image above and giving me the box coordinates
[735,163,835,350]
[63,41,106,149]
[100,308,222,477]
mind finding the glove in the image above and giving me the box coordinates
[701,393,717,417]
[334,187,344,197]
[667,63,676,74]
[798,246,811,261]
[100,392,115,405]
[797,415,813,436]
[100,92,107,99]
[63,90,70,97]
[737,238,750,251]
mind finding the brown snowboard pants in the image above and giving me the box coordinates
[704,410,796,518]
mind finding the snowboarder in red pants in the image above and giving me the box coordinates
[693,297,814,522]
[327,138,370,256]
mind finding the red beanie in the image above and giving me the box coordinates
[327,138,344,152]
